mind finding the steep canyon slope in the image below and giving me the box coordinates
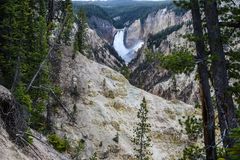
[84,4,198,104]
[56,46,195,160]
[0,46,195,160]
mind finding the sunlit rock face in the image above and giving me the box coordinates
[85,6,198,104]
[125,19,143,48]
[56,46,194,160]
[125,8,191,49]
[126,9,199,105]
[129,21,199,105]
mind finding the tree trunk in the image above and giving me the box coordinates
[190,0,216,159]
[46,97,53,133]
[11,56,20,92]
[47,0,54,24]
[203,0,238,148]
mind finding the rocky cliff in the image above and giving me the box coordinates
[86,27,125,70]
[88,16,116,44]
[57,46,194,160]
[129,21,198,104]
[126,8,198,104]
[125,9,191,48]
[0,46,195,160]
[84,6,198,104]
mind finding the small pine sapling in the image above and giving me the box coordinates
[132,97,152,160]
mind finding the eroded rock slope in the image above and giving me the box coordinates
[56,46,194,160]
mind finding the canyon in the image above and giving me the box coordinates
[85,4,198,105]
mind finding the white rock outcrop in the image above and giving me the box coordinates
[56,46,194,160]
[0,46,195,160]
[125,9,191,48]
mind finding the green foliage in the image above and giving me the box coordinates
[179,145,205,160]
[76,5,112,23]
[217,147,226,159]
[132,97,152,160]
[62,0,74,45]
[160,49,195,74]
[179,115,203,141]
[228,128,240,159]
[146,48,195,74]
[120,65,131,79]
[74,9,87,55]
[72,139,85,159]
[0,0,53,132]
[48,134,70,153]
[90,152,98,160]
[147,24,184,49]
[53,86,63,97]
[25,128,33,144]
[0,0,75,133]
[15,83,32,112]
[178,107,204,160]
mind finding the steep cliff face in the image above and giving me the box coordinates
[125,19,143,48]
[129,32,198,104]
[129,62,199,105]
[56,46,194,160]
[127,9,198,104]
[88,16,116,44]
[86,28,125,70]
[156,23,193,54]
[0,46,196,160]
[84,6,197,104]
[125,8,191,48]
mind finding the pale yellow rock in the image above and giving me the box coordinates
[57,46,194,160]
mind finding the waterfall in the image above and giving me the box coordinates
[113,29,144,64]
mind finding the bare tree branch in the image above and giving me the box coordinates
[31,85,76,123]
[27,16,68,92]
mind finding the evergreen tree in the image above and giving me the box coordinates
[167,0,239,157]
[74,8,87,54]
[203,0,238,149]
[190,0,216,158]
[132,97,152,160]
[0,0,71,132]
[62,0,74,45]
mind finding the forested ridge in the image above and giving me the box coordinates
[0,0,240,160]
[73,1,186,28]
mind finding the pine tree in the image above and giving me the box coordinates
[189,0,216,158]
[62,0,74,45]
[132,97,152,160]
[203,0,238,149]
[74,8,87,54]
[171,0,239,156]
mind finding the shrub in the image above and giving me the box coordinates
[90,152,98,160]
[72,139,85,159]
[120,65,131,79]
[48,134,70,152]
